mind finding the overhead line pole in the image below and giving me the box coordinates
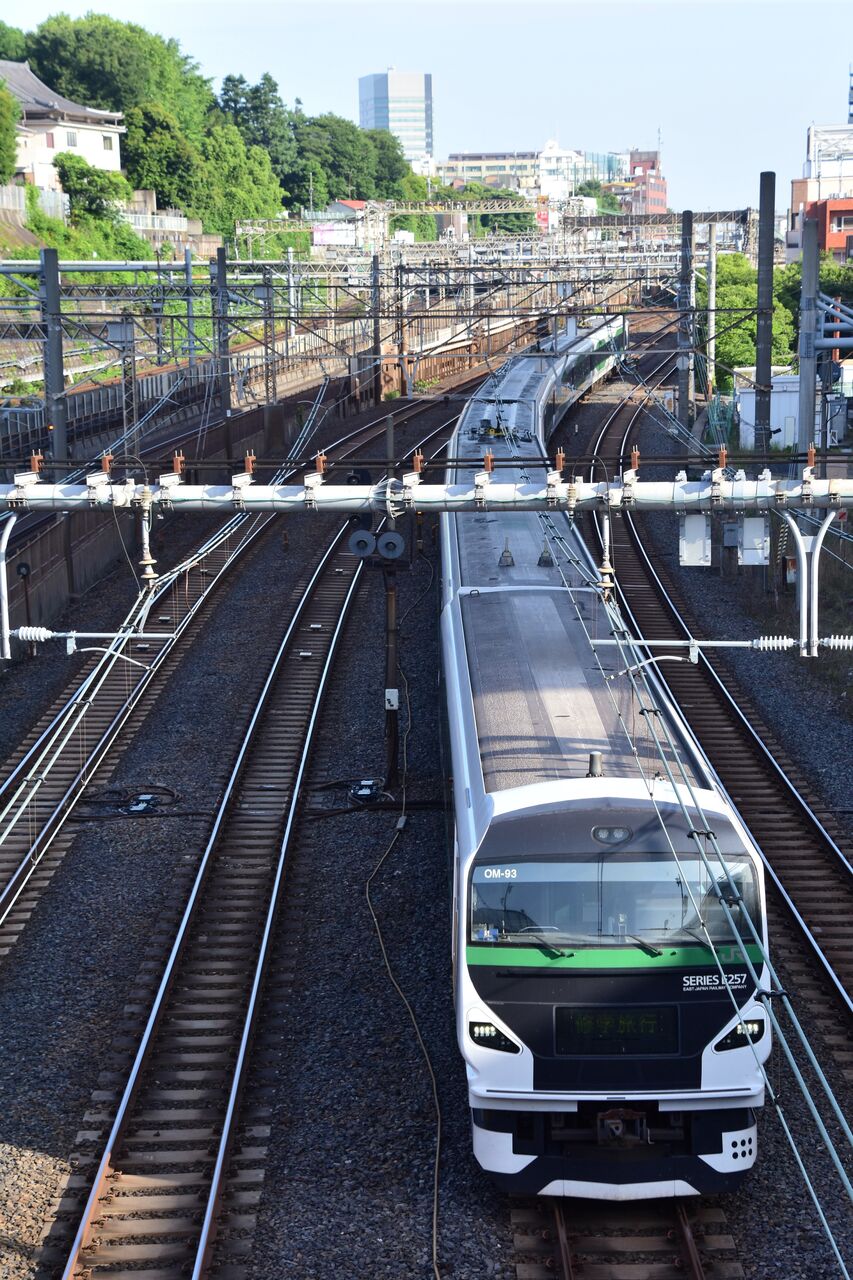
[371,253,382,407]
[214,247,233,459]
[754,171,776,455]
[677,210,694,429]
[40,247,68,464]
[798,218,820,457]
[707,222,717,397]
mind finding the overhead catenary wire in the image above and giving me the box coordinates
[482,337,853,1272]
[546,516,853,1274]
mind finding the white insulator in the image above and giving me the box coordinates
[16,626,53,643]
[820,635,853,650]
[753,635,797,651]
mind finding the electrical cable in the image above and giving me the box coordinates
[111,503,142,591]
[455,329,853,1271]
[364,601,442,1280]
[548,509,853,1271]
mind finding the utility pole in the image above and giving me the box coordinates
[384,412,399,787]
[286,246,296,339]
[120,324,138,449]
[707,222,717,397]
[40,247,67,464]
[677,210,694,429]
[398,264,410,397]
[184,247,196,368]
[259,265,275,406]
[371,253,382,406]
[798,217,819,457]
[819,347,832,478]
[213,247,233,456]
[754,171,776,455]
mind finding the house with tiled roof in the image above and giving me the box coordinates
[0,59,124,191]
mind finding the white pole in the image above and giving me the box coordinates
[0,516,18,660]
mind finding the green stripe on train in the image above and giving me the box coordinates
[466,944,765,969]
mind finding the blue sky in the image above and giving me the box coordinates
[17,0,853,209]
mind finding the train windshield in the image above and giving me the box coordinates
[469,853,758,949]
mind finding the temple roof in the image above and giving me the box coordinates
[0,60,123,125]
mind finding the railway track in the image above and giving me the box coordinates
[517,324,853,1280]
[586,381,853,1031]
[513,1196,741,1279]
[0,397,456,962]
[40,423,453,1279]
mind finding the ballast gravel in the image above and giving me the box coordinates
[244,504,852,1278]
[0,390,850,1278]
[0,499,339,1279]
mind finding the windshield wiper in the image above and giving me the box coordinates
[511,932,573,957]
[594,933,664,957]
[672,928,715,952]
[625,934,663,957]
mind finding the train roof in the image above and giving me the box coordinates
[447,324,699,802]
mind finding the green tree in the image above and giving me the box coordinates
[194,124,283,234]
[27,14,213,143]
[286,157,328,212]
[0,21,26,60]
[577,179,621,214]
[388,170,438,239]
[219,74,249,125]
[696,254,796,392]
[54,152,131,223]
[0,79,20,184]
[123,103,202,211]
[775,255,853,324]
[287,112,377,203]
[20,183,154,262]
[364,128,408,197]
[219,72,296,188]
[456,183,534,234]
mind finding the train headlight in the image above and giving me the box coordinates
[468,1020,521,1054]
[592,825,632,845]
[714,1018,765,1052]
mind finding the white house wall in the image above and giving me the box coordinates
[16,120,124,191]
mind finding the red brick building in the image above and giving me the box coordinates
[802,196,853,262]
[604,151,668,216]
[627,150,668,214]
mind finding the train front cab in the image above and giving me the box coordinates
[459,794,770,1199]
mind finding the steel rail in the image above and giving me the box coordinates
[0,397,457,947]
[674,1202,710,1279]
[58,521,356,1278]
[192,417,456,1275]
[541,1200,711,1280]
[587,374,853,1018]
[615,512,853,1019]
[0,396,438,809]
[58,414,457,1277]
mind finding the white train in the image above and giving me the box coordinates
[440,318,771,1199]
